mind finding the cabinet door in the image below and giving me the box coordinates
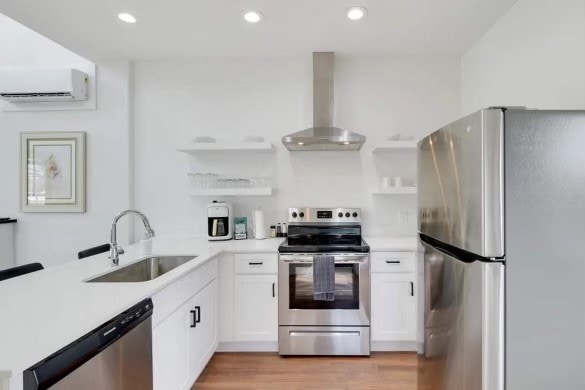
[153,298,191,390]
[371,273,416,341]
[234,274,278,341]
[188,279,219,383]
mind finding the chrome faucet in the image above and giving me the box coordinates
[110,209,155,266]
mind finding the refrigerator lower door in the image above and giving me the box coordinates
[418,241,504,390]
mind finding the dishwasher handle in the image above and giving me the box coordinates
[23,298,153,390]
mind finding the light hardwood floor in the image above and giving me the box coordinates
[193,352,417,389]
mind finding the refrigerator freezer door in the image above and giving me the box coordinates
[418,109,504,258]
[418,240,504,390]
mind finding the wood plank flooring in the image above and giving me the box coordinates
[193,352,417,390]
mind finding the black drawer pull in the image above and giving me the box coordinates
[386,260,401,264]
[195,306,201,324]
[410,282,414,296]
[249,262,264,265]
[272,282,275,298]
[190,309,197,328]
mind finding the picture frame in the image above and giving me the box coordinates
[20,132,86,213]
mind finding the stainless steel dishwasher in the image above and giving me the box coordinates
[23,298,153,390]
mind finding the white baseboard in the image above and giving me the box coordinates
[371,340,418,352]
[217,341,278,352]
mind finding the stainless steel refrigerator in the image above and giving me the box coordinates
[417,108,585,390]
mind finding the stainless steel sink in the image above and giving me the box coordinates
[86,256,197,283]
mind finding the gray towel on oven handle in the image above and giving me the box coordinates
[313,255,335,301]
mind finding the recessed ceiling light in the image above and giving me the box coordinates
[297,142,305,145]
[346,6,367,21]
[118,13,136,24]
[343,141,350,145]
[243,10,263,24]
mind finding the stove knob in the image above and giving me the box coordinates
[345,212,351,218]
[338,212,344,218]
[352,212,358,218]
[292,212,298,218]
[299,212,305,218]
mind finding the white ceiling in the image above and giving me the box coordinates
[0,0,518,61]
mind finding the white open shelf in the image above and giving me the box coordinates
[191,188,274,196]
[372,141,417,152]
[178,142,274,154]
[373,187,417,195]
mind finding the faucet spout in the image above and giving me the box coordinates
[109,209,155,266]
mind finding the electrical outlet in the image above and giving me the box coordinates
[399,210,409,224]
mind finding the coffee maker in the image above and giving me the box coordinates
[207,201,233,241]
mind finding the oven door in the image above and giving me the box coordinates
[279,253,370,326]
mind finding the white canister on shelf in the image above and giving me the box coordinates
[382,176,392,188]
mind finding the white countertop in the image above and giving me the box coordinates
[364,236,418,251]
[0,234,415,386]
[0,236,283,386]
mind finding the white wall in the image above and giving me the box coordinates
[0,15,133,267]
[461,0,585,114]
[133,56,461,238]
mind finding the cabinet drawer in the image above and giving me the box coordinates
[152,256,218,326]
[234,253,278,274]
[371,252,415,273]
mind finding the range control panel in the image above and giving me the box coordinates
[288,208,361,223]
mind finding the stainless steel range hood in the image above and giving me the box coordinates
[282,52,366,151]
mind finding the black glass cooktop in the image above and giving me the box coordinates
[279,223,369,253]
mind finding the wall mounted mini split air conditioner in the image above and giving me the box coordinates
[0,68,88,102]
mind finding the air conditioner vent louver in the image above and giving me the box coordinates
[0,92,75,102]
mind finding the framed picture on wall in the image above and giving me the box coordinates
[20,132,86,213]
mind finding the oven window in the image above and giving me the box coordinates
[289,263,359,310]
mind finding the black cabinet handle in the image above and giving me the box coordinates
[272,282,275,298]
[195,306,201,324]
[190,309,197,328]
[249,262,263,265]
[386,260,401,264]
[410,282,414,296]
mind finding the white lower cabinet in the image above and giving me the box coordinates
[371,272,416,342]
[234,274,278,342]
[152,259,219,390]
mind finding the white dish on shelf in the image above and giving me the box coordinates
[373,187,417,195]
[178,141,274,152]
[242,136,265,143]
[193,136,216,143]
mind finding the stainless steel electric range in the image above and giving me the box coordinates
[278,207,370,356]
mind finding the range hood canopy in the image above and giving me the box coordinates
[282,52,366,151]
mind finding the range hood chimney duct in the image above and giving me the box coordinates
[282,52,366,151]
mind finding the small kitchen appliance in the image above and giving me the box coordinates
[278,207,370,356]
[207,201,233,241]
